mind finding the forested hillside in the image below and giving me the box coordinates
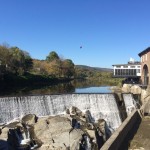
[75,65,122,86]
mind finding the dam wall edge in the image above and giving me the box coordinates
[101,109,142,150]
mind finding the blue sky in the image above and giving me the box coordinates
[0,0,150,68]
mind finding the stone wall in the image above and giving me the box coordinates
[100,110,142,150]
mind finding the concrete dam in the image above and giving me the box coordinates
[0,93,137,132]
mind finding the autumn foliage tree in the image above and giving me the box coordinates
[43,51,74,78]
[0,45,10,66]
[0,45,33,76]
[0,45,75,80]
[62,59,75,78]
[34,51,75,78]
[46,51,60,62]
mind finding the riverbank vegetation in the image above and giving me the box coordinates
[0,45,75,87]
[75,65,123,86]
[0,44,122,88]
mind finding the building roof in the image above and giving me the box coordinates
[138,47,150,57]
[112,61,141,66]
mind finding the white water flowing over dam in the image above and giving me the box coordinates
[122,93,138,116]
[0,94,123,132]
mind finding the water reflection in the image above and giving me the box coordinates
[0,82,75,96]
[0,79,112,96]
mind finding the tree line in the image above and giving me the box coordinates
[0,45,33,75]
[0,44,122,87]
[0,45,75,79]
[32,51,75,78]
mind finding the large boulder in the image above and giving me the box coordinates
[0,127,9,140]
[122,84,132,93]
[22,114,38,125]
[141,86,150,104]
[130,85,142,94]
[110,86,122,92]
[0,108,109,150]
[34,115,84,150]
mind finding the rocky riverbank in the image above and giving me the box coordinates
[0,107,111,150]
[111,84,150,113]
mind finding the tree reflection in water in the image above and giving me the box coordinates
[0,79,113,96]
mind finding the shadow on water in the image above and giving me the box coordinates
[0,82,75,96]
[114,93,128,122]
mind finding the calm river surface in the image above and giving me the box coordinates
[75,86,111,93]
[0,80,113,96]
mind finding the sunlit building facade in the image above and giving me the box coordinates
[113,59,141,83]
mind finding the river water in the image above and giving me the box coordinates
[0,80,112,96]
[75,86,111,93]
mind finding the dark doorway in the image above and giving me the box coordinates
[143,65,149,85]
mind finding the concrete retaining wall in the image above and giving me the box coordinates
[101,109,142,150]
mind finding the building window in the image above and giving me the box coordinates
[123,66,128,68]
[136,69,140,73]
[146,54,147,61]
[130,66,135,68]
[134,69,136,75]
[122,69,125,75]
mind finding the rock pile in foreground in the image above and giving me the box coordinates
[0,106,111,150]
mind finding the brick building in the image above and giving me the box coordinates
[138,47,150,85]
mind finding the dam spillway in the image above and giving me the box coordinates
[122,93,138,116]
[0,93,128,132]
